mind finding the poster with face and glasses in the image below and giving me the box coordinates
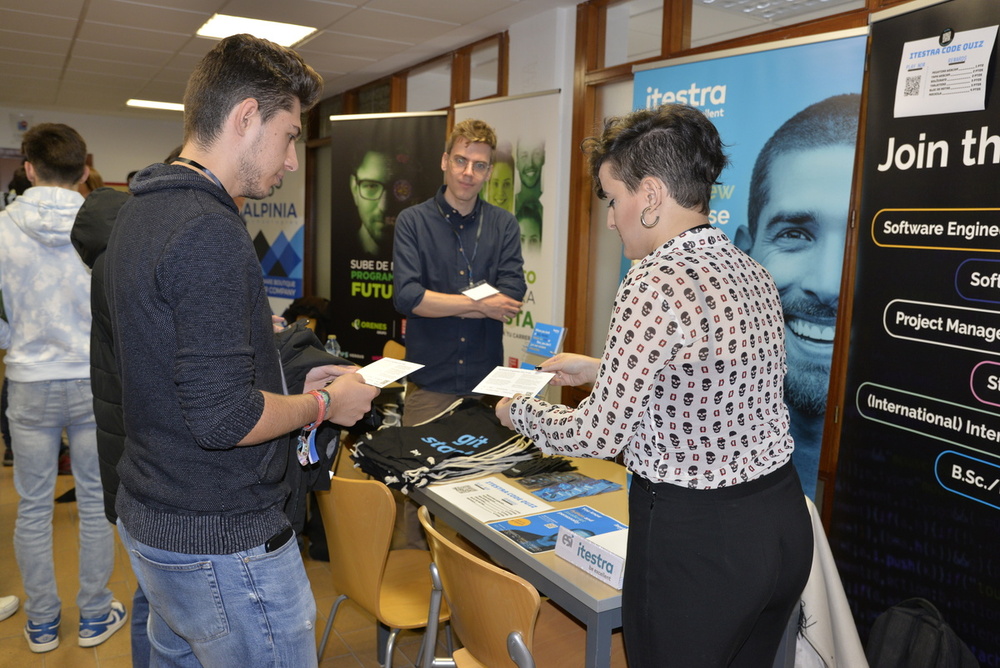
[327,112,447,364]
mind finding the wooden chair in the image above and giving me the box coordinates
[315,477,449,667]
[418,506,626,668]
[382,339,406,360]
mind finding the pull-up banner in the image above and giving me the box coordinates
[455,90,565,373]
[327,112,447,364]
[830,0,1000,658]
[633,31,866,500]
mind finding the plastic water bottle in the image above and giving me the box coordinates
[325,335,342,357]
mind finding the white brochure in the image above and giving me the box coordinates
[428,476,553,522]
[357,358,424,388]
[472,366,554,398]
[462,282,500,300]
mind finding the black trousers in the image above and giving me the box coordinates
[622,462,813,668]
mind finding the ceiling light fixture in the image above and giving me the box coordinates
[196,13,317,47]
[127,99,185,112]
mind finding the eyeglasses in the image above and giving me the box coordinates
[449,154,491,175]
[354,177,387,201]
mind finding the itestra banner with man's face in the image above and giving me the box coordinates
[633,32,867,501]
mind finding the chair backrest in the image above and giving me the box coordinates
[382,340,406,360]
[418,506,541,668]
[315,477,396,618]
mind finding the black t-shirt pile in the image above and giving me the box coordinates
[351,399,537,491]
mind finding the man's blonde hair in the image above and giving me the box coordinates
[445,119,498,159]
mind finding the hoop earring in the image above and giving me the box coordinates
[640,206,659,229]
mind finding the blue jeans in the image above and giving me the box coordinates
[8,379,114,623]
[132,582,151,668]
[117,521,318,668]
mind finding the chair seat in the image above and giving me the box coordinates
[418,504,626,668]
[380,548,450,629]
[452,647,485,667]
[316,478,450,667]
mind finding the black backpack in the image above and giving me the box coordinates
[866,598,979,668]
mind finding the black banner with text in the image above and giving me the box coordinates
[327,113,447,364]
[830,0,1000,660]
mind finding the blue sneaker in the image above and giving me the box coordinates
[78,600,127,647]
[24,613,60,653]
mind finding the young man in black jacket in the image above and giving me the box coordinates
[105,34,378,666]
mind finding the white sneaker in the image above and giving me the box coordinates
[0,595,19,622]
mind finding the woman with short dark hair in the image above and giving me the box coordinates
[497,104,813,667]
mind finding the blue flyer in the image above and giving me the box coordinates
[519,471,623,502]
[525,322,566,357]
[488,505,627,554]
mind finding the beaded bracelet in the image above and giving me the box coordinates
[304,389,331,431]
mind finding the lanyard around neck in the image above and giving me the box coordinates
[436,199,484,287]
[173,157,225,193]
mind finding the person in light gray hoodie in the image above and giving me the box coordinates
[0,123,125,653]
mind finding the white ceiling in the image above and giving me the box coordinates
[0,0,583,120]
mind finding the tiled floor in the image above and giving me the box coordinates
[0,455,435,668]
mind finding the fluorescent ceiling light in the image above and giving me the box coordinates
[127,99,184,112]
[196,13,317,47]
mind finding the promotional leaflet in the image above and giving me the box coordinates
[472,366,554,398]
[487,505,627,554]
[428,477,552,523]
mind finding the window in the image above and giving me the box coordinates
[690,0,865,48]
[314,96,344,139]
[358,81,391,113]
[469,38,501,100]
[407,57,452,111]
[603,0,663,69]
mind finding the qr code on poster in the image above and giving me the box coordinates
[452,484,476,494]
[904,75,921,96]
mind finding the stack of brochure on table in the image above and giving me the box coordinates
[429,477,629,589]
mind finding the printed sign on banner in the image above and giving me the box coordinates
[246,143,307,317]
[633,33,867,500]
[893,25,997,118]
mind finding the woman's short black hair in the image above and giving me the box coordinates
[582,104,729,215]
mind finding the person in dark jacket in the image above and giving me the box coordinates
[71,187,131,523]
[71,180,349,665]
[70,185,149,665]
[105,34,377,666]
[70,146,185,666]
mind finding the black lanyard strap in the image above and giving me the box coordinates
[173,157,226,193]
[436,200,484,287]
